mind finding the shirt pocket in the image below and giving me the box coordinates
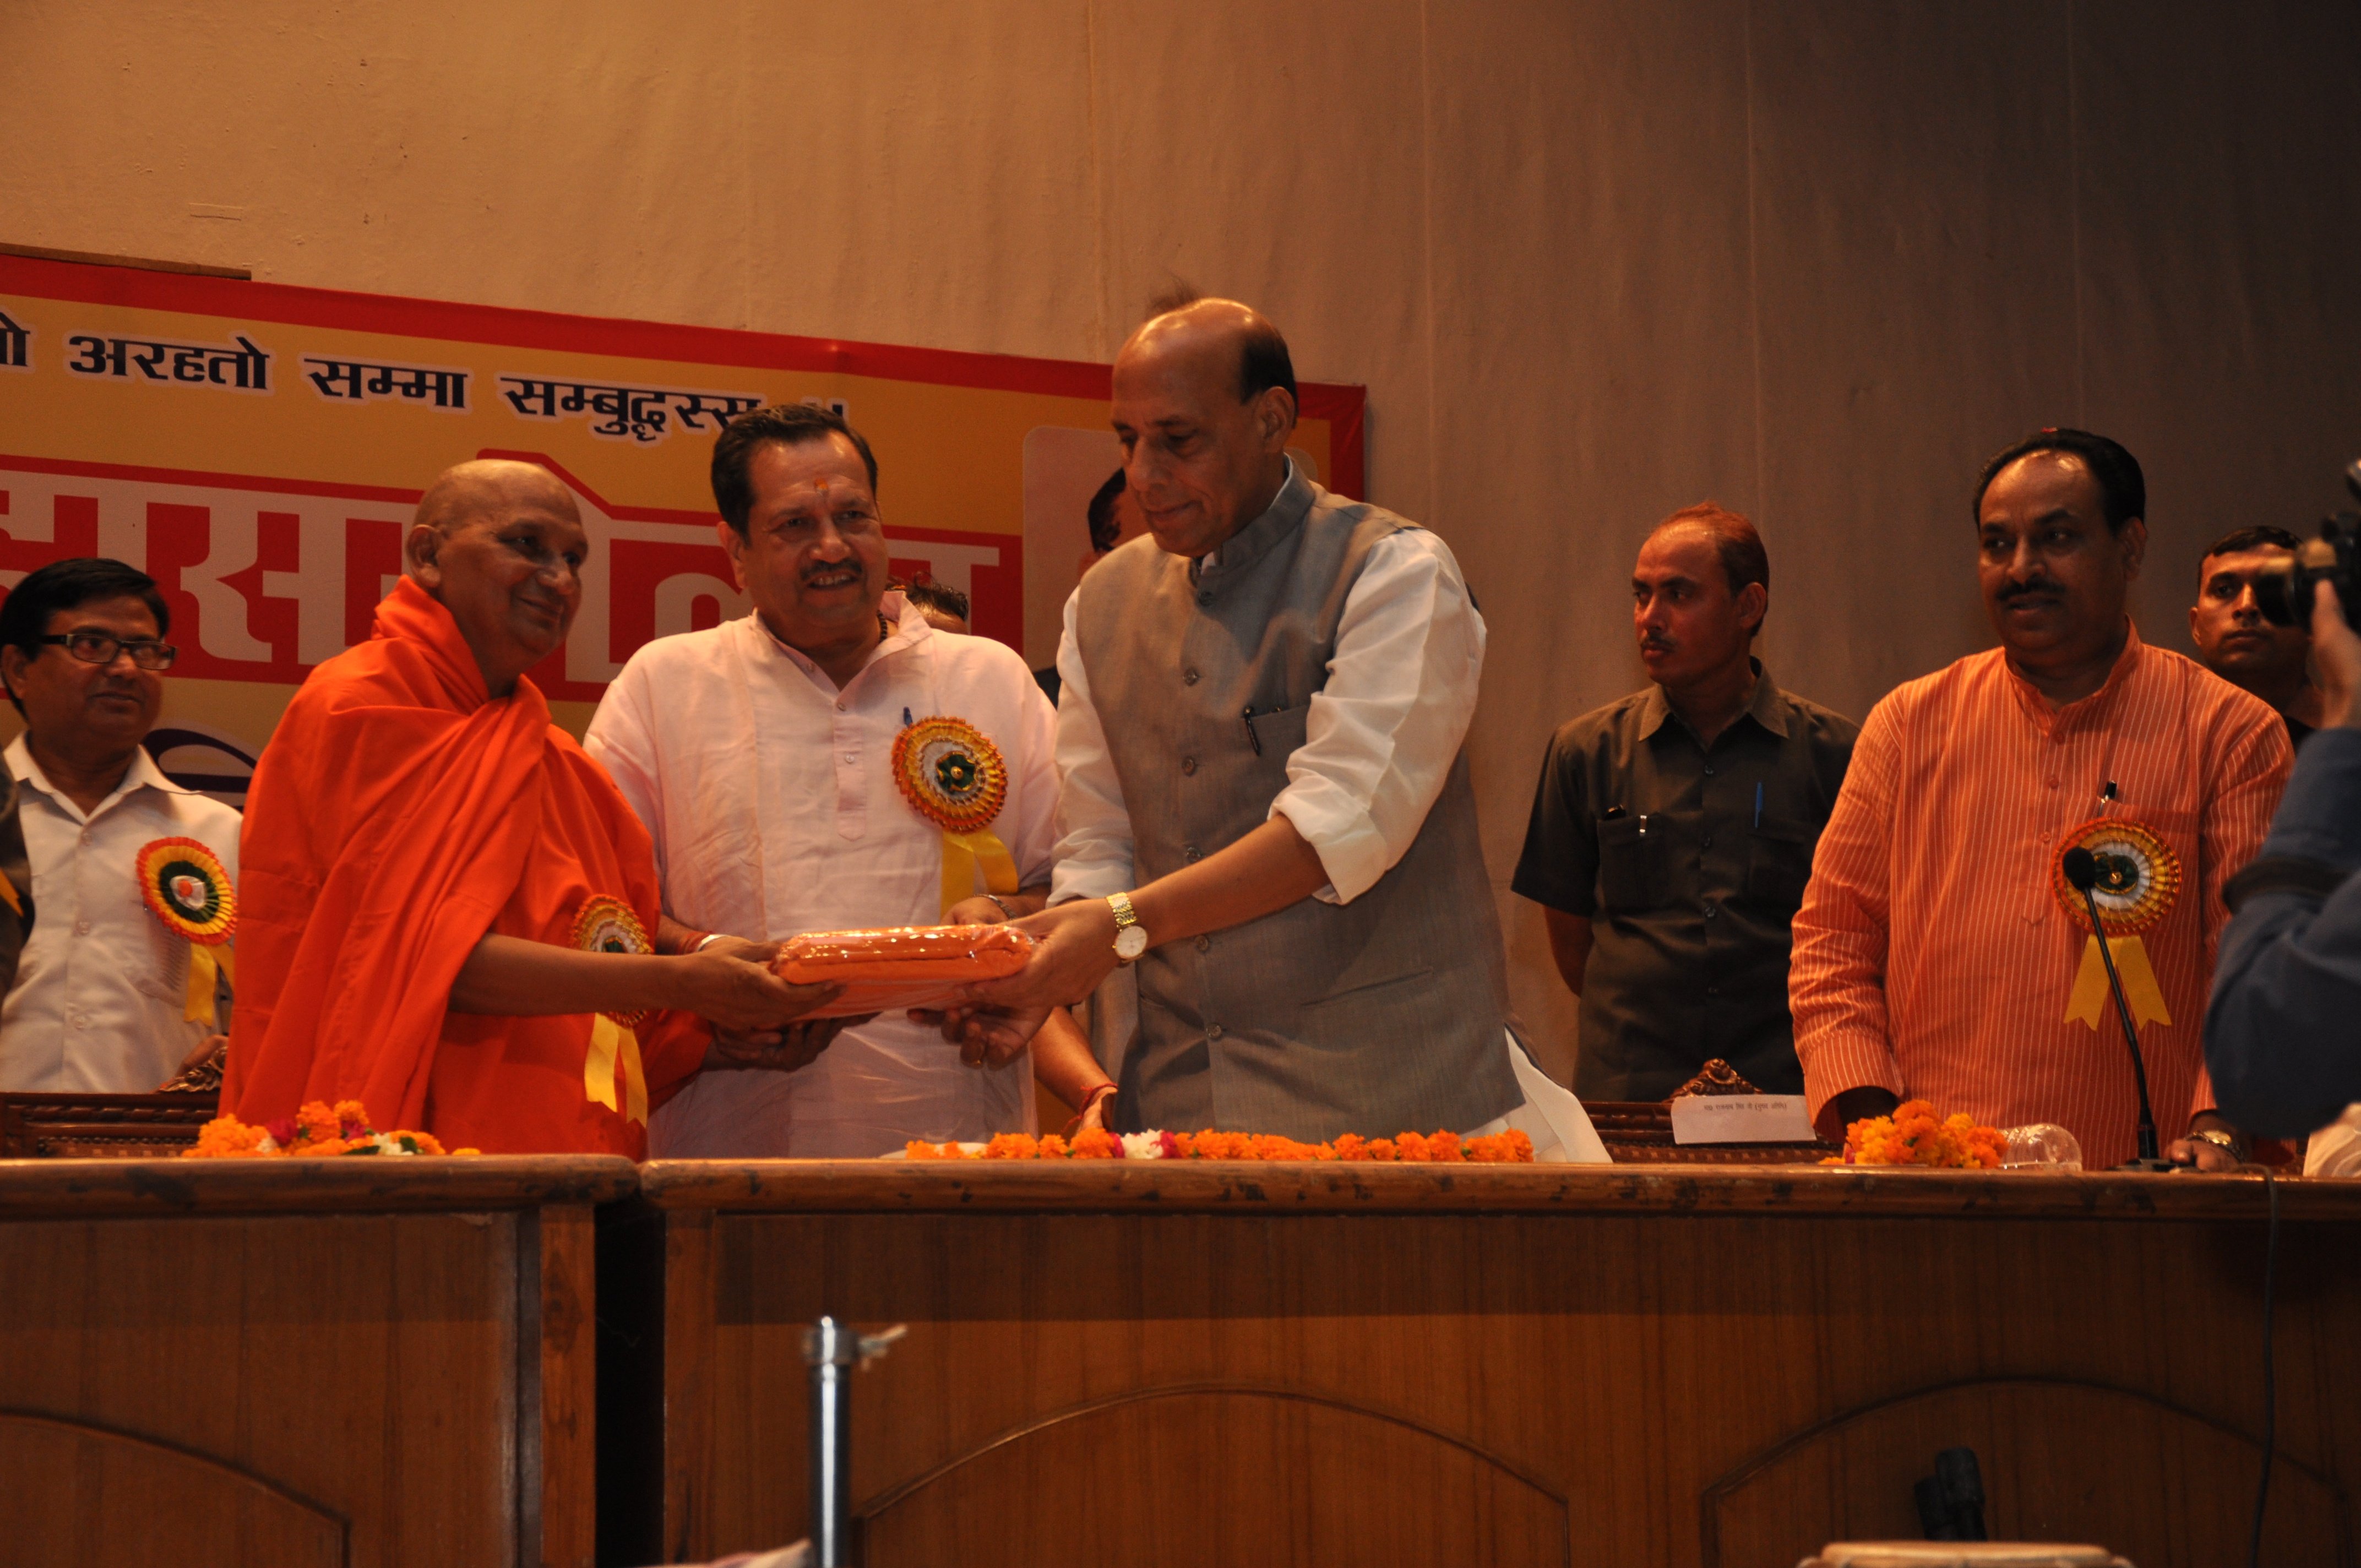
[1596,815,1670,913]
[1743,816,1819,911]
[135,919,189,1004]
[1240,701,1309,796]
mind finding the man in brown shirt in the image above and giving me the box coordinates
[1513,503,1856,1100]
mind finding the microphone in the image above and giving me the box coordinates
[2062,846,2162,1162]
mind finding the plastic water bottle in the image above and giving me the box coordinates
[2000,1123,2084,1171]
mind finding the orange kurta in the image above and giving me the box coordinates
[224,578,709,1155]
[1790,624,2291,1167]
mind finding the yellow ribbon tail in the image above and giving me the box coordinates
[585,1014,649,1125]
[183,944,220,1027]
[0,875,21,918]
[622,1025,648,1124]
[2065,934,2174,1030]
[939,828,1021,917]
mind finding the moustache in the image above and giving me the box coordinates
[1998,578,2064,603]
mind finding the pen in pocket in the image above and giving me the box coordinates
[1754,782,1764,829]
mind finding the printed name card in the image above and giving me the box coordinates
[1669,1095,1814,1145]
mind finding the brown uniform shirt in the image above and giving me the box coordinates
[1513,667,1856,1100]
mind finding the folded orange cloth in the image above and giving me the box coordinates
[773,924,1035,1017]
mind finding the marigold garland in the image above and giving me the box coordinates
[903,1128,1535,1163]
[1822,1099,2006,1169]
[183,1099,474,1159]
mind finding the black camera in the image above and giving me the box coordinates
[2254,459,2361,628]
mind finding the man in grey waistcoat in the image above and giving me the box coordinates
[940,298,1604,1158]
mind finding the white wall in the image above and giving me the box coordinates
[8,0,2359,1076]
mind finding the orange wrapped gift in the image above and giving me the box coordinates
[771,924,1036,1017]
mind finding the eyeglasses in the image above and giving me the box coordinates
[39,633,179,671]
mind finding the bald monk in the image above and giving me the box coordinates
[226,460,845,1154]
[937,298,1606,1159]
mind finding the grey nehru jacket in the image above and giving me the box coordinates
[1070,466,1521,1141]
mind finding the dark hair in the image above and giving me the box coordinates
[1085,468,1127,553]
[2203,525,2303,560]
[710,402,879,533]
[1238,317,1298,408]
[1141,287,1297,408]
[1654,500,1769,603]
[895,579,970,625]
[0,557,171,716]
[1972,428,2145,532]
[1145,282,1204,318]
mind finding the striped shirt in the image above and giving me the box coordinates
[1790,623,2291,1166]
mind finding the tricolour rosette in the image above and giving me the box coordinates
[573,895,651,1124]
[890,715,1019,916]
[2052,816,2181,1030]
[135,836,236,1028]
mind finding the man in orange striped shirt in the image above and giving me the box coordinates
[1791,430,2291,1169]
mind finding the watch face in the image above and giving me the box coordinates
[1114,925,1150,961]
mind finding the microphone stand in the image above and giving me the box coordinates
[2064,852,2168,1168]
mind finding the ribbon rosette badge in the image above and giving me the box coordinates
[2052,817,2181,1031]
[572,895,651,1124]
[135,837,236,1026]
[890,715,1019,914]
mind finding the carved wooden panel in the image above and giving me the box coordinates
[641,1183,2361,1568]
[858,1387,1570,1567]
[1702,1378,2351,1568]
[0,1410,345,1566]
[0,1091,217,1158]
[0,1164,629,1568]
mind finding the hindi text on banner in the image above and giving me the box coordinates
[65,331,271,392]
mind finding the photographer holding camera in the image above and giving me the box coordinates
[2205,478,2361,1159]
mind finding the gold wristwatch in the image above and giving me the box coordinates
[1108,891,1149,964]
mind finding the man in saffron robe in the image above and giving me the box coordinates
[225,460,842,1155]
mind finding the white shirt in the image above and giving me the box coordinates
[1048,498,1489,907]
[2306,1104,2361,1178]
[584,592,1061,1157]
[1045,486,1611,1163]
[0,735,241,1092]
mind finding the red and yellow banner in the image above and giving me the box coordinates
[0,255,1363,797]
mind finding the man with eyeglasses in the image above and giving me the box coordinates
[0,557,237,1091]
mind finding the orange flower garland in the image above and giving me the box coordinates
[1823,1099,2006,1169]
[904,1128,1535,1163]
[183,1098,471,1158]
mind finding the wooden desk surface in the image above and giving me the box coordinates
[636,1156,2361,1221]
[0,1152,639,1219]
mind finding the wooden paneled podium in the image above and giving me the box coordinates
[622,1161,2361,1568]
[5,1155,2357,1567]
[0,1155,635,1568]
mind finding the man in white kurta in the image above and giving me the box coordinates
[585,406,1058,1157]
